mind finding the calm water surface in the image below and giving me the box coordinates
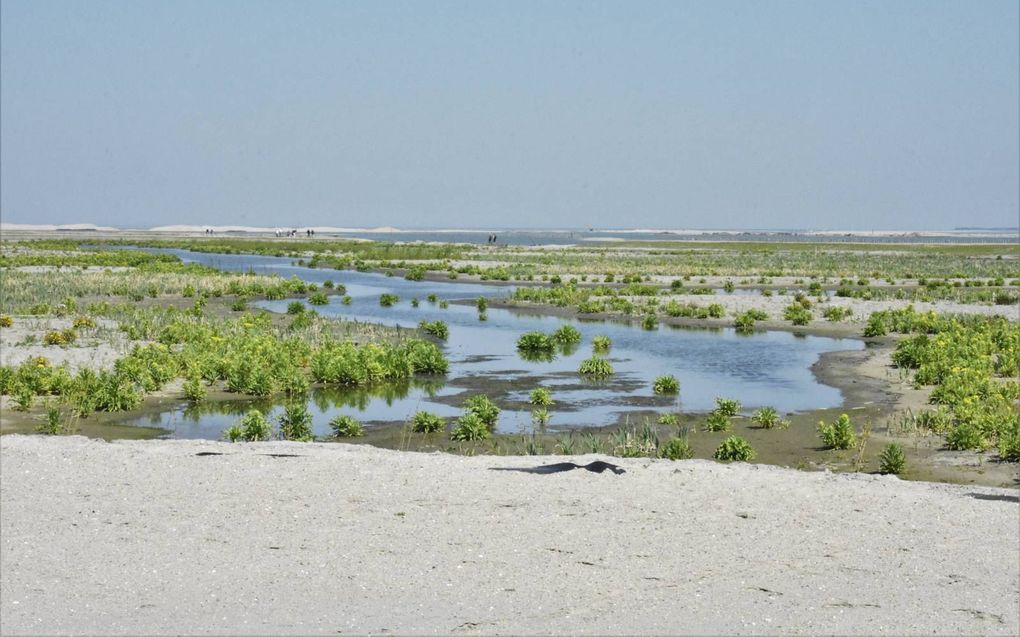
[124,249,864,439]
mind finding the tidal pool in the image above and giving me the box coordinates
[114,248,865,439]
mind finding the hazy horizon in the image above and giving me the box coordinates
[2,1,1018,230]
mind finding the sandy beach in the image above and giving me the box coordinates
[2,435,1017,636]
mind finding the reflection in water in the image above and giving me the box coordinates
[114,248,866,440]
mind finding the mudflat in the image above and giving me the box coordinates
[2,435,1018,636]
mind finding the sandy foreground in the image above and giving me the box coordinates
[1,436,1018,636]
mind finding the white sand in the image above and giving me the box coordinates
[2,435,1017,636]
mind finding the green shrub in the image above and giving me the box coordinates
[475,297,488,312]
[734,312,757,333]
[225,409,272,442]
[653,375,679,395]
[286,301,305,314]
[308,291,329,305]
[418,320,449,340]
[411,411,444,433]
[714,397,741,417]
[945,422,988,451]
[822,306,853,322]
[279,403,314,441]
[72,315,97,329]
[451,412,490,441]
[379,293,399,307]
[592,335,611,352]
[660,436,694,460]
[531,408,551,425]
[463,395,500,428]
[330,415,364,438]
[704,410,732,432]
[43,330,76,346]
[341,295,353,305]
[529,387,554,406]
[879,443,906,475]
[426,293,438,303]
[997,423,1020,462]
[657,412,680,426]
[714,436,755,461]
[517,331,555,352]
[783,303,812,325]
[37,405,74,435]
[230,298,248,312]
[551,324,582,345]
[0,314,12,328]
[641,314,658,330]
[578,356,614,378]
[818,413,857,450]
[751,406,788,429]
[183,376,206,403]
[404,267,426,281]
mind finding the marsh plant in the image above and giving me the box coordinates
[818,413,857,450]
[330,415,364,437]
[660,436,694,461]
[463,395,500,428]
[182,375,206,403]
[751,406,789,429]
[653,374,679,395]
[517,331,555,353]
[578,356,614,378]
[714,397,742,417]
[551,324,582,345]
[703,410,732,432]
[308,291,329,306]
[641,314,658,330]
[591,335,611,353]
[278,403,314,441]
[411,410,444,433]
[879,443,906,475]
[418,320,449,340]
[451,412,490,441]
[713,436,756,462]
[529,387,554,407]
[657,412,680,426]
[531,408,551,426]
[475,297,488,312]
[611,421,659,457]
[224,409,273,442]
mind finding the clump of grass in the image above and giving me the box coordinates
[341,295,353,305]
[411,411,444,433]
[818,413,857,450]
[822,306,853,322]
[714,397,741,417]
[713,436,755,462]
[653,375,679,395]
[330,415,364,438]
[578,356,614,378]
[0,314,13,328]
[783,302,812,326]
[308,291,329,305]
[230,298,248,312]
[278,403,314,441]
[517,331,555,352]
[703,410,732,432]
[418,320,449,340]
[72,315,97,329]
[531,408,551,426]
[660,436,694,460]
[43,329,76,346]
[641,314,658,330]
[37,405,76,435]
[286,301,305,314]
[379,293,400,307]
[463,395,500,428]
[751,406,789,429]
[878,443,906,475]
[183,375,206,403]
[475,297,488,312]
[451,412,490,441]
[529,387,553,406]
[224,409,273,442]
[657,412,680,426]
[551,324,582,345]
[591,335,611,352]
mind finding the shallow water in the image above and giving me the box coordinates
[112,248,865,439]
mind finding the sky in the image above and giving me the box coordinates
[1,0,1017,230]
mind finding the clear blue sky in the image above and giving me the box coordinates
[2,0,1017,230]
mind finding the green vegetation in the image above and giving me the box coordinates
[660,436,694,460]
[516,331,555,353]
[308,291,329,305]
[713,436,755,461]
[451,412,490,441]
[818,413,857,450]
[418,320,449,340]
[529,387,554,406]
[751,406,788,429]
[591,335,611,352]
[657,412,680,426]
[714,397,741,417]
[379,293,399,307]
[652,375,679,395]
[224,409,273,442]
[703,410,732,432]
[279,403,314,441]
[879,443,906,475]
[411,411,445,433]
[578,356,614,378]
[551,324,582,345]
[463,395,500,428]
[330,415,364,438]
